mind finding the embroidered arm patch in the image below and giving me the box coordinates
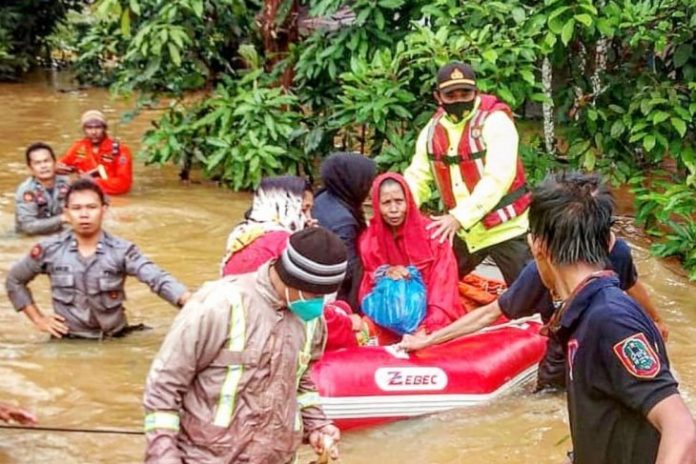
[612,332,660,379]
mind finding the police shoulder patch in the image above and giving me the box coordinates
[30,244,43,260]
[23,190,35,203]
[612,332,660,379]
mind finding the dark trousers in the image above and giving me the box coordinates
[452,234,531,285]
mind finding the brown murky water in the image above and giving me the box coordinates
[0,71,694,464]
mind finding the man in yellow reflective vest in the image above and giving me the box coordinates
[405,61,530,284]
[143,227,347,463]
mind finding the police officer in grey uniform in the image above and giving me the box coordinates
[14,142,71,236]
[5,179,191,339]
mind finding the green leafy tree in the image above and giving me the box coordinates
[0,0,84,80]
[70,0,696,277]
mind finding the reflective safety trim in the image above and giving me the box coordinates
[294,409,303,432]
[497,210,508,223]
[505,205,517,219]
[474,158,485,177]
[296,319,319,387]
[213,293,247,427]
[297,391,321,409]
[294,319,319,433]
[470,110,488,153]
[426,113,444,156]
[144,411,180,433]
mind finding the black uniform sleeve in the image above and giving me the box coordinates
[608,239,638,291]
[597,306,678,416]
[498,261,555,320]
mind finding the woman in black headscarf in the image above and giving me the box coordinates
[313,152,377,312]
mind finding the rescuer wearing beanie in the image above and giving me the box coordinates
[144,227,347,463]
[57,109,133,195]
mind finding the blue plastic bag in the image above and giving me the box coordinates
[361,265,427,335]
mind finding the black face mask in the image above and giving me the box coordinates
[443,100,475,120]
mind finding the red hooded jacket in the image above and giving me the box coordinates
[358,173,465,334]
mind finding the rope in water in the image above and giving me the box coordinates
[0,424,143,435]
[3,424,334,463]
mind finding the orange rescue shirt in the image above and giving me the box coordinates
[60,137,133,195]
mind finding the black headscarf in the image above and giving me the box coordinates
[318,152,376,230]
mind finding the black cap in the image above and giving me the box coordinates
[437,62,477,93]
[275,227,348,295]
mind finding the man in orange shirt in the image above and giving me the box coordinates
[58,110,133,195]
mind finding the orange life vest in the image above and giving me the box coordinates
[426,94,531,229]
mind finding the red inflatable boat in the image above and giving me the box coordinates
[311,316,547,430]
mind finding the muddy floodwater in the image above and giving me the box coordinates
[1,72,694,464]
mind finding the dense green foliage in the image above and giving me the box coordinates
[0,1,83,80]
[46,0,696,277]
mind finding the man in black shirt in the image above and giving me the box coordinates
[400,236,668,390]
[527,172,695,464]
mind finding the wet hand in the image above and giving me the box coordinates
[399,332,432,352]
[36,314,69,338]
[426,214,461,245]
[0,404,37,426]
[309,424,340,461]
[385,265,410,280]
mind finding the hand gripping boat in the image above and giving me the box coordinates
[311,316,547,430]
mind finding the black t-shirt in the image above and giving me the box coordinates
[498,238,638,322]
[560,276,677,464]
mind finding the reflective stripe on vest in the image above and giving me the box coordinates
[294,318,319,432]
[144,411,180,433]
[426,94,530,229]
[297,391,321,409]
[212,293,247,427]
[468,109,488,178]
[426,112,459,209]
[296,318,318,387]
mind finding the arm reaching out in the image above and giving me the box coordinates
[0,403,37,426]
[647,393,696,464]
[401,300,502,351]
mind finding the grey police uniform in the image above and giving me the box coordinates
[14,175,71,235]
[5,230,188,339]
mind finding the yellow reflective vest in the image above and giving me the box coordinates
[404,96,528,253]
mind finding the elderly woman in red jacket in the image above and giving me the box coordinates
[359,173,466,342]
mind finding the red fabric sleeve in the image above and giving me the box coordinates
[324,301,359,352]
[419,241,467,334]
[98,144,133,195]
[222,231,290,276]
